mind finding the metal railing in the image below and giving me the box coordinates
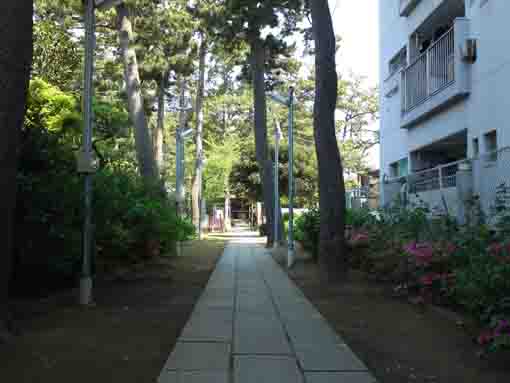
[402,26,455,114]
[408,159,466,194]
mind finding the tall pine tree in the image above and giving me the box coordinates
[0,0,34,343]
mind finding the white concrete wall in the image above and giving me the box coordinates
[465,0,510,152]
[379,0,409,183]
[409,187,459,218]
[380,0,510,177]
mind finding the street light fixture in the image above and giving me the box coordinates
[268,88,296,269]
[270,93,290,107]
[181,128,193,138]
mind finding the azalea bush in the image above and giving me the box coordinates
[345,195,510,354]
[403,241,456,304]
[453,240,510,352]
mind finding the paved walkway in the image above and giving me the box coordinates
[158,232,377,383]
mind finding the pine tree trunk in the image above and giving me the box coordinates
[154,72,167,173]
[116,4,158,183]
[0,0,33,342]
[310,0,348,280]
[192,36,207,234]
[250,38,276,246]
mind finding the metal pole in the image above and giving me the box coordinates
[175,127,181,211]
[176,82,186,218]
[198,153,203,240]
[181,135,185,212]
[287,87,295,268]
[80,0,96,305]
[274,120,281,249]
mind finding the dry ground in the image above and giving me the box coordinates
[0,238,226,383]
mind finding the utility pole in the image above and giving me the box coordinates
[273,119,282,249]
[287,87,295,268]
[79,0,96,305]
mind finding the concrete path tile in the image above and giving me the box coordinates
[283,318,343,346]
[236,293,276,315]
[180,309,232,342]
[162,342,230,371]
[234,355,303,383]
[234,312,292,354]
[305,372,378,383]
[158,371,229,383]
[296,343,368,372]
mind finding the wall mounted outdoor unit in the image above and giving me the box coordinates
[462,38,477,63]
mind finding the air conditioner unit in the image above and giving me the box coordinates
[462,38,477,63]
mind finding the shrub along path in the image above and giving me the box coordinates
[158,230,377,382]
[0,239,225,383]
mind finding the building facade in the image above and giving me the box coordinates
[380,0,510,218]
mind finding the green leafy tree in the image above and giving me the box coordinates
[32,18,81,91]
[212,0,305,245]
[337,74,379,175]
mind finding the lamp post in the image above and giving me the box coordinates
[78,0,96,306]
[269,88,296,268]
[77,0,124,306]
[273,119,282,249]
[287,87,295,268]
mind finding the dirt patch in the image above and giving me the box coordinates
[278,257,510,383]
[0,239,225,383]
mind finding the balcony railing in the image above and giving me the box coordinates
[402,26,455,114]
[408,159,465,194]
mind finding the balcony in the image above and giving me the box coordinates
[402,26,454,112]
[400,18,471,129]
[400,0,421,17]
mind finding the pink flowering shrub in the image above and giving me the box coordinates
[477,319,510,353]
[402,241,455,304]
[403,241,434,266]
[349,231,370,245]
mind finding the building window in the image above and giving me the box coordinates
[484,130,497,161]
[472,138,479,157]
[390,158,409,177]
[389,47,407,77]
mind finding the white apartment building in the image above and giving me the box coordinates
[379,0,510,218]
